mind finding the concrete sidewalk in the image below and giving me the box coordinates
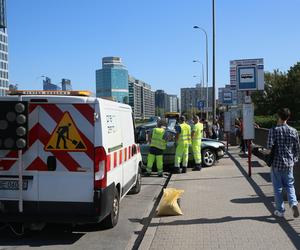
[139,146,300,250]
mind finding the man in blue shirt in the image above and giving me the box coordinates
[267,108,300,218]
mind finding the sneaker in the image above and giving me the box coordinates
[274,210,284,217]
[292,205,299,218]
[157,172,163,177]
[181,167,187,173]
[143,172,151,177]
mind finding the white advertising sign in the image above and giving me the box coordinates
[224,112,231,132]
[242,103,254,140]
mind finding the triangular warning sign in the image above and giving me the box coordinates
[45,112,87,151]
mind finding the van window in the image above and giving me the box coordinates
[105,111,123,152]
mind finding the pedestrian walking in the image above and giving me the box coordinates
[145,119,168,177]
[191,115,203,171]
[173,116,191,174]
[267,108,300,218]
[211,120,220,140]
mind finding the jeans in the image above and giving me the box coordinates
[271,168,298,213]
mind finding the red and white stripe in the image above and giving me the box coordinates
[0,103,94,172]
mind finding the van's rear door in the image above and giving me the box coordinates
[35,103,95,215]
[0,101,39,214]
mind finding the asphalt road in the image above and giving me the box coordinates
[0,174,168,250]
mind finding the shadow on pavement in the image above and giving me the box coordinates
[147,215,278,227]
[231,196,273,204]
[227,150,300,248]
[0,224,84,246]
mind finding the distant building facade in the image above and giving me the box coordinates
[61,78,72,91]
[96,57,129,103]
[155,90,179,114]
[129,76,155,119]
[168,94,179,112]
[0,0,8,96]
[181,85,213,113]
[43,77,61,90]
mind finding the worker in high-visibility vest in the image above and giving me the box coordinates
[145,119,167,177]
[191,115,203,171]
[173,115,191,174]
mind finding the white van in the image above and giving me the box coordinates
[0,90,142,229]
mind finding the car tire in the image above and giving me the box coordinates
[102,188,120,228]
[202,148,216,167]
[129,166,142,194]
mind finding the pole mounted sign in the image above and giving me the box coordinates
[223,91,233,104]
[197,100,205,110]
[230,58,264,91]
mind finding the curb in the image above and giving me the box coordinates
[126,173,171,250]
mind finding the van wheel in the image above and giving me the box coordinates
[102,188,120,229]
[129,167,142,194]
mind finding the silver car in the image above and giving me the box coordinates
[136,121,225,168]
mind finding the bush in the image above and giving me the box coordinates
[254,115,277,129]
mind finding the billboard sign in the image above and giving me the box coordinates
[230,58,264,91]
[197,100,205,109]
[223,91,233,104]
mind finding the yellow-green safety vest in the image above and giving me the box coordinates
[150,128,167,150]
[193,122,203,142]
[178,123,191,145]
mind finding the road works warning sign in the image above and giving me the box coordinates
[45,112,87,151]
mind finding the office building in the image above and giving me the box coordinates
[128,76,155,119]
[155,90,179,114]
[96,57,129,103]
[0,0,8,96]
[43,77,61,90]
[181,85,213,113]
[61,78,72,91]
[168,94,179,112]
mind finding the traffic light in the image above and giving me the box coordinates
[0,101,28,150]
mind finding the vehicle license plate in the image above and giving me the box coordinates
[0,180,28,190]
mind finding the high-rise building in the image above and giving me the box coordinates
[155,90,168,111]
[128,76,155,119]
[0,0,8,96]
[181,85,213,113]
[43,77,61,90]
[168,94,179,112]
[61,78,72,91]
[96,57,129,103]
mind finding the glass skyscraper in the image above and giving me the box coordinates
[96,57,129,103]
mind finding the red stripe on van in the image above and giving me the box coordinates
[113,152,117,168]
[73,104,94,125]
[106,154,111,172]
[119,150,123,165]
[128,146,131,159]
[26,157,48,171]
[124,148,127,161]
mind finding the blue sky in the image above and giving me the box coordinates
[7,0,300,96]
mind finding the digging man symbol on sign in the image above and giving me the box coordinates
[45,111,87,151]
[56,123,72,149]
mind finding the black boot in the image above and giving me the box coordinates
[173,167,181,174]
[181,167,187,173]
[192,164,202,171]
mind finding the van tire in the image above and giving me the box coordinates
[129,166,142,194]
[102,188,120,228]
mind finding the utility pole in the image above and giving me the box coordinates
[212,0,216,121]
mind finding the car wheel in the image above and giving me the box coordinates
[129,166,142,194]
[102,188,120,228]
[202,148,216,167]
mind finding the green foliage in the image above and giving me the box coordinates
[252,62,300,120]
[254,115,277,129]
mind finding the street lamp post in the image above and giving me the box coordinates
[193,26,209,120]
[212,0,216,121]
